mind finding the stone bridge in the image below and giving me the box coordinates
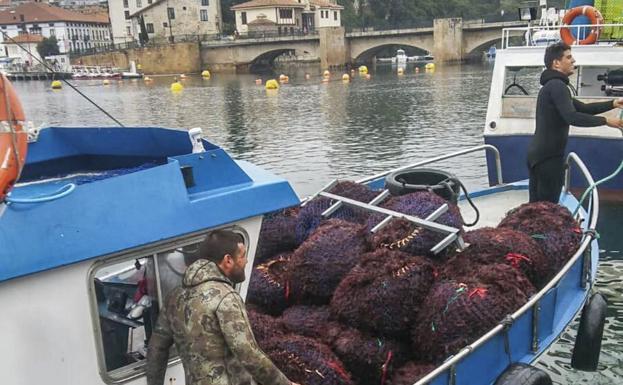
[202,19,528,72]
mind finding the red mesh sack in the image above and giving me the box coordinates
[441,227,552,289]
[288,219,369,305]
[331,248,435,337]
[411,264,535,363]
[332,326,411,385]
[498,201,582,270]
[388,361,436,385]
[264,334,354,385]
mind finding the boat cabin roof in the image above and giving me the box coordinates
[0,126,299,282]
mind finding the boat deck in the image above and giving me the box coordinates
[458,188,529,230]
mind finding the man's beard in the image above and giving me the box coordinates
[230,267,246,284]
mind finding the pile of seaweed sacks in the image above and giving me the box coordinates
[246,181,583,385]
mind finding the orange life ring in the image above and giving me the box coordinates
[0,74,28,203]
[560,6,603,45]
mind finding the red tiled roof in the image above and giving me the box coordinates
[4,33,44,44]
[310,0,343,10]
[0,3,109,25]
[231,0,306,11]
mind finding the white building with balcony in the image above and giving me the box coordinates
[231,0,342,36]
[0,2,110,55]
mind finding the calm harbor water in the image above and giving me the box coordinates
[16,62,622,384]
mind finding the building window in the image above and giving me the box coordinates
[279,9,293,19]
[334,11,338,20]
[48,22,54,27]
[136,0,142,8]
[201,0,209,5]
[241,11,247,25]
[50,29,55,36]
[167,7,175,20]
[163,22,168,27]
[123,0,128,8]
[146,23,154,33]
[126,26,131,35]
[200,10,208,21]
[124,11,130,20]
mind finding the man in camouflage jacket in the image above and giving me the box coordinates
[146,230,294,385]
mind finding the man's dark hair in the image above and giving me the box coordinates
[186,230,244,265]
[544,42,571,69]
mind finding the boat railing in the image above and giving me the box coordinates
[357,144,503,185]
[501,23,623,49]
[414,151,600,385]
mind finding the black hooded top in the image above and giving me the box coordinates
[527,69,613,167]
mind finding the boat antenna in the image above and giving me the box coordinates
[0,31,125,127]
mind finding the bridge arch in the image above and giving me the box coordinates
[463,28,526,59]
[353,44,431,64]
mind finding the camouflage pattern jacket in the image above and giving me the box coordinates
[146,259,290,385]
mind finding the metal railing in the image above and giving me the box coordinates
[501,22,623,49]
[413,151,600,385]
[357,144,503,186]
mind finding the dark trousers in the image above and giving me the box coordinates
[529,157,565,203]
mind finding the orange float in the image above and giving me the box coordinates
[560,6,603,45]
[0,74,28,203]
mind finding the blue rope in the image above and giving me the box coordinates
[6,183,76,204]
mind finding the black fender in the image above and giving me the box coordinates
[571,292,608,371]
[494,363,552,385]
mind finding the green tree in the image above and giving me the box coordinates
[36,36,60,58]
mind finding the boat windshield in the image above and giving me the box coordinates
[501,65,623,118]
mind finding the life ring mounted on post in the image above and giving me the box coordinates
[560,6,603,46]
[0,73,28,204]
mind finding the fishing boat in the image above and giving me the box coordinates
[484,19,623,199]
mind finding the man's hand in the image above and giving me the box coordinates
[612,98,623,108]
[606,117,623,129]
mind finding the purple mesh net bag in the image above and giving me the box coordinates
[264,334,354,385]
[330,248,435,337]
[256,207,300,264]
[368,191,464,257]
[279,305,343,346]
[296,181,382,243]
[288,219,369,305]
[246,254,291,315]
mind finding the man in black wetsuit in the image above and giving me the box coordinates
[528,42,623,203]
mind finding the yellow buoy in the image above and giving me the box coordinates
[170,81,183,92]
[144,76,153,82]
[358,65,368,75]
[397,67,404,75]
[201,70,211,78]
[425,63,435,70]
[103,79,110,85]
[323,70,331,78]
[265,79,279,90]
[342,74,350,82]
[255,78,263,85]
[137,64,142,70]
[51,80,62,89]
